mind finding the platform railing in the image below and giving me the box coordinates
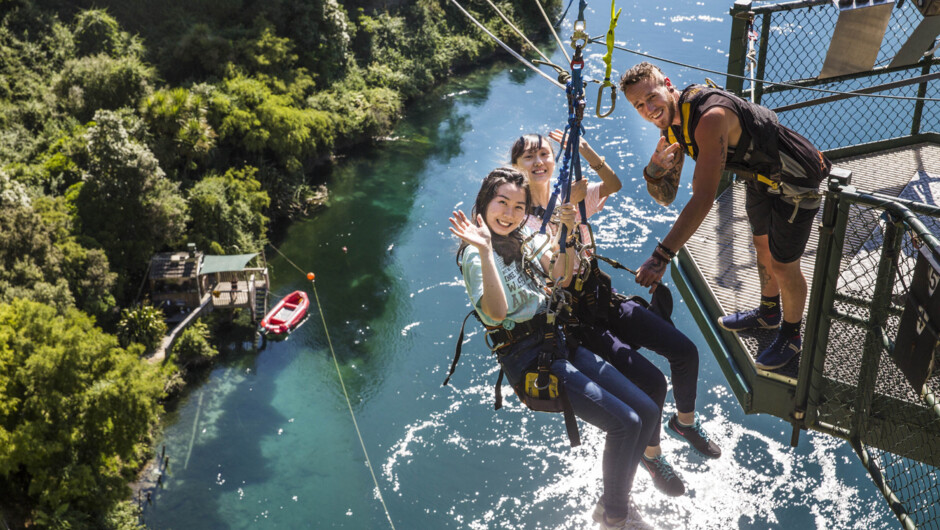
[721,2,940,527]
[727,0,940,152]
[795,175,940,529]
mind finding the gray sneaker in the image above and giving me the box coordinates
[592,499,654,530]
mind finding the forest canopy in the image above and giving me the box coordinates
[0,0,558,527]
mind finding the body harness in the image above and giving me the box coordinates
[664,83,831,222]
[443,1,596,449]
[443,0,676,448]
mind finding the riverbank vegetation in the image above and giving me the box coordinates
[0,0,558,527]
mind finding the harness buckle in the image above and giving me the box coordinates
[484,328,509,352]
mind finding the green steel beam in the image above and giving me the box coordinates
[751,0,828,14]
[852,217,904,438]
[754,12,771,105]
[727,0,753,95]
[911,61,932,136]
[806,181,853,428]
[672,250,753,410]
[761,59,940,97]
[825,133,940,160]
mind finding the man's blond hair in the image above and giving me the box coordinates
[619,62,665,93]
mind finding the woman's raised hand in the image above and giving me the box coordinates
[449,210,492,251]
[548,128,590,154]
[570,179,588,204]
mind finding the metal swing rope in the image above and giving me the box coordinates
[589,37,940,105]
[526,1,598,304]
[482,0,554,65]
[447,0,565,89]
[267,242,396,529]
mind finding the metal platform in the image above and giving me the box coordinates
[674,141,940,465]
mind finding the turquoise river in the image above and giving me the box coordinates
[143,1,900,528]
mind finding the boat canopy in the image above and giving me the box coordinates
[199,253,258,275]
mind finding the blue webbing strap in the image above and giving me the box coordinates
[536,0,590,255]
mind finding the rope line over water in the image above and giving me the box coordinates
[267,243,397,529]
[447,0,564,89]
[448,0,940,105]
[589,38,940,104]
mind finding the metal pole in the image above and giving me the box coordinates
[805,180,852,428]
[851,215,904,440]
[727,0,753,95]
[755,12,771,105]
[911,60,932,136]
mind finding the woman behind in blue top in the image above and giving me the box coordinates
[449,167,658,529]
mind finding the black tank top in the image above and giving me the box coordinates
[664,85,831,187]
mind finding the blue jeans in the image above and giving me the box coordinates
[499,332,659,519]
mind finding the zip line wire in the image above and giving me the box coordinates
[447,0,564,89]
[483,0,553,65]
[267,242,397,530]
[589,37,940,104]
[446,0,940,105]
[533,0,571,64]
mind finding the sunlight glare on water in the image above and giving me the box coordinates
[142,1,901,528]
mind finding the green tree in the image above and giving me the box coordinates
[72,8,141,58]
[187,165,270,254]
[140,86,217,180]
[53,53,155,122]
[116,303,167,353]
[167,22,233,81]
[171,319,217,367]
[73,110,188,299]
[0,299,163,527]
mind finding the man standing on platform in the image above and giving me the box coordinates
[619,62,831,371]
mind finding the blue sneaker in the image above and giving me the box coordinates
[755,333,801,370]
[717,306,780,332]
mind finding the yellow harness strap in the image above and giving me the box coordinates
[595,0,621,118]
[756,174,780,189]
[666,102,696,158]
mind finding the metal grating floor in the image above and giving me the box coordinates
[683,142,940,401]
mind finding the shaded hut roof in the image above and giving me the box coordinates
[199,253,258,275]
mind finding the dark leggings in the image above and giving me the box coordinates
[611,299,699,415]
[592,299,699,446]
[590,329,668,446]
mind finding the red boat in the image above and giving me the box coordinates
[260,291,309,334]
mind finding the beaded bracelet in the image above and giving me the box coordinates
[590,156,606,172]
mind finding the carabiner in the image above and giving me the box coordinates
[596,82,617,118]
[571,20,588,50]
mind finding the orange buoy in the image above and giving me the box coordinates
[306,272,315,281]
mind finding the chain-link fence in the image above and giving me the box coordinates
[731,0,940,151]
[723,2,940,528]
[807,188,940,529]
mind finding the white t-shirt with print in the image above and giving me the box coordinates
[460,228,552,328]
